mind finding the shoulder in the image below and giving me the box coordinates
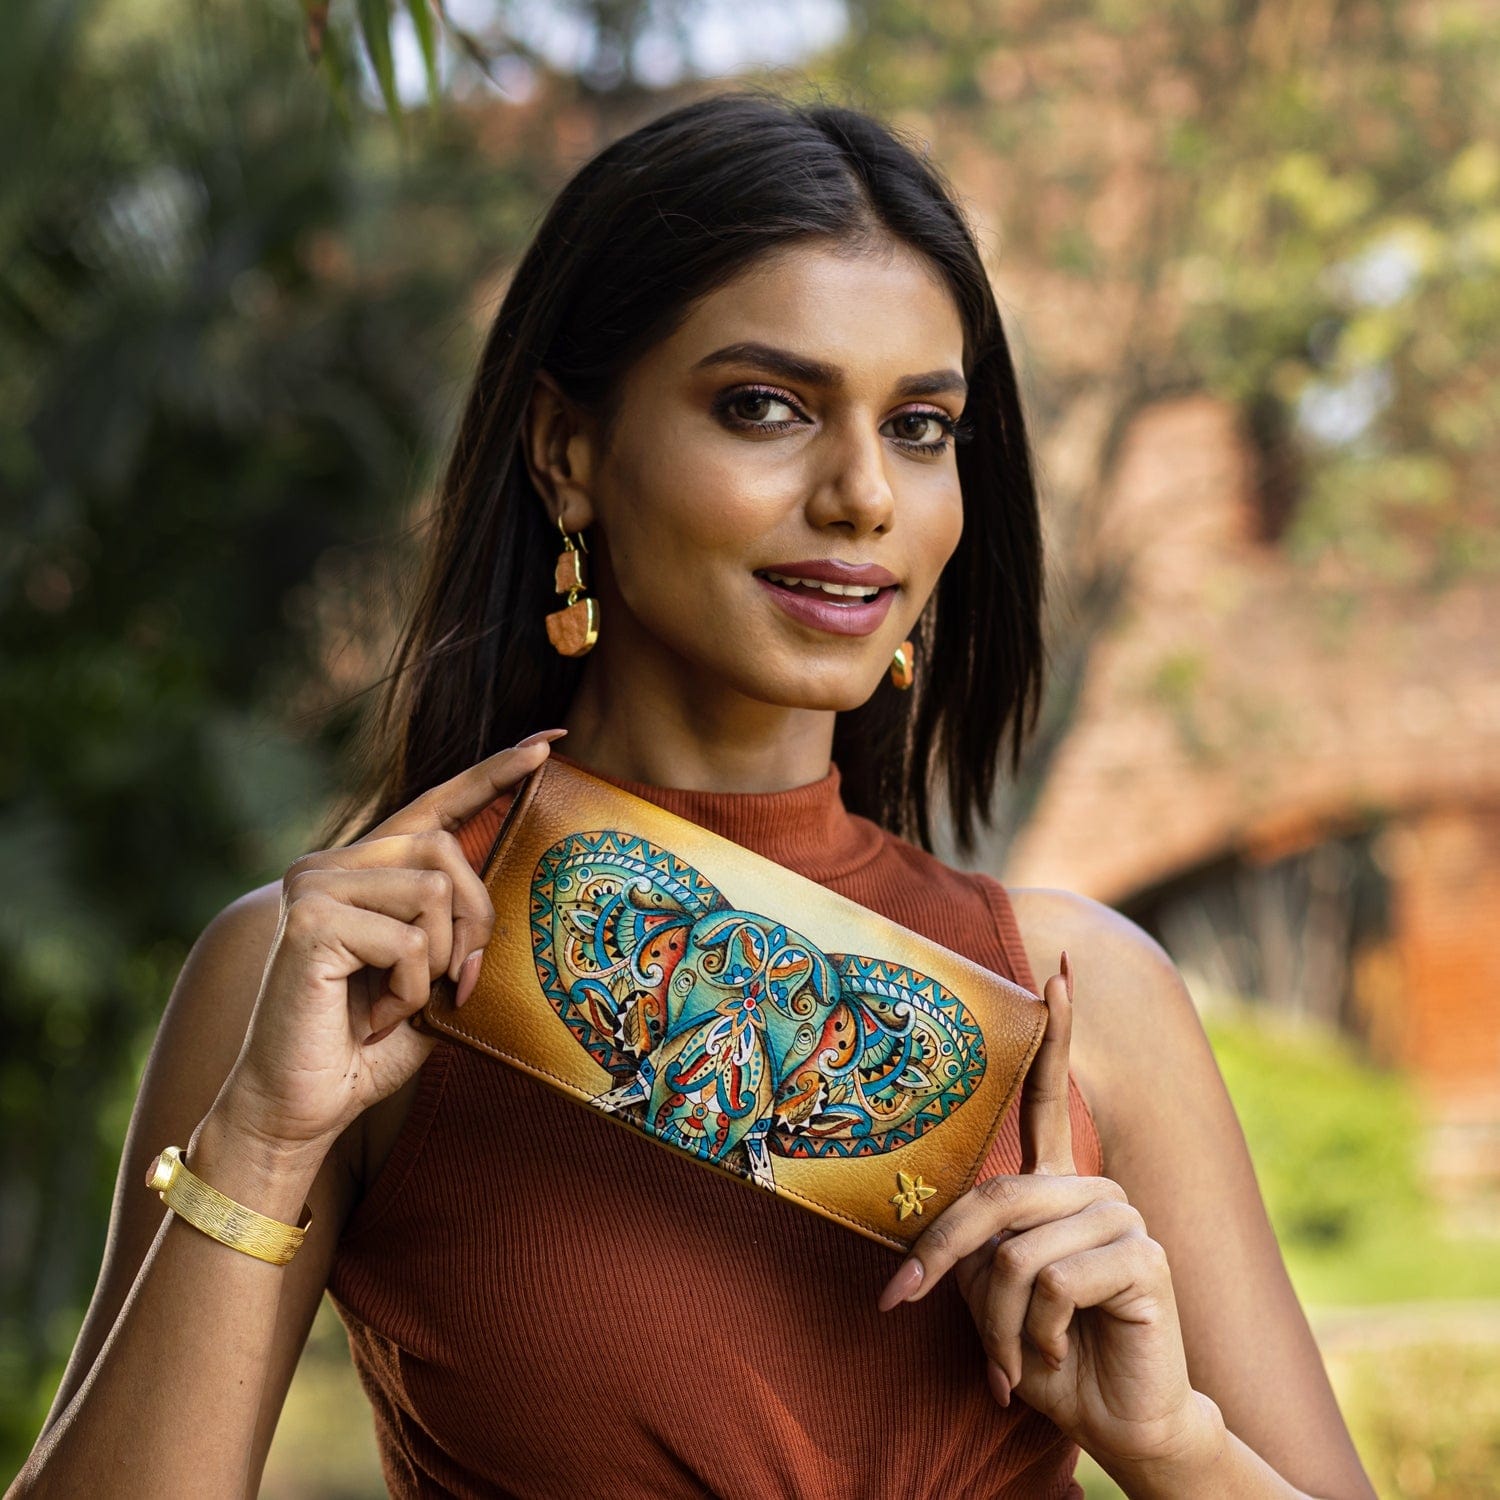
[1005,885,1181,996]
[154,880,285,1079]
[1003,886,1212,1165]
[198,878,285,970]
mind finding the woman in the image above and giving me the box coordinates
[13,91,1375,1498]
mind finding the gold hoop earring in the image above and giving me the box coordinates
[889,639,915,691]
[544,515,599,657]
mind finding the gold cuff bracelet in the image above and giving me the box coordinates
[146,1145,311,1266]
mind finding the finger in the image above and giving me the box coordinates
[284,865,461,984]
[953,1230,1016,1306]
[362,730,567,845]
[292,827,498,984]
[1020,955,1076,1176]
[970,1199,1144,1390]
[282,896,435,1037]
[877,1172,1127,1310]
[1021,1230,1172,1374]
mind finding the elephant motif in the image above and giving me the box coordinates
[531,830,988,1191]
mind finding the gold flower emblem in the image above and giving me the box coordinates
[890,1170,937,1220]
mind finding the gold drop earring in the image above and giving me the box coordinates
[544,515,599,657]
[889,639,915,691]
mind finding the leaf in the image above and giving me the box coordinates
[405,0,441,107]
[355,0,402,126]
[317,16,353,130]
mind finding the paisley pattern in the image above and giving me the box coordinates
[531,830,987,1191]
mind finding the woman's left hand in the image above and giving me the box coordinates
[876,953,1219,1475]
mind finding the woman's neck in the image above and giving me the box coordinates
[558,672,838,794]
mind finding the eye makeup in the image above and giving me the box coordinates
[710,384,973,457]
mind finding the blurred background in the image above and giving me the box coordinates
[3,0,1498,1493]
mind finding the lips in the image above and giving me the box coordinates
[755,559,899,589]
[752,566,899,638]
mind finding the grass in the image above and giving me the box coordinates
[1078,1338,1500,1498]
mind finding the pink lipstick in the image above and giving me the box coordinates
[752,560,900,638]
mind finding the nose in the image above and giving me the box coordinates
[805,414,895,536]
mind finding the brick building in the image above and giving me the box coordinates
[971,393,1500,1201]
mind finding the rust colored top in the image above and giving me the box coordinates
[328,750,1104,1499]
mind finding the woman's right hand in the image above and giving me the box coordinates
[206,729,566,1163]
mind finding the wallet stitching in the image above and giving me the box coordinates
[956,1011,1047,1199]
[429,1010,912,1248]
[545,754,888,885]
[431,1007,1040,1252]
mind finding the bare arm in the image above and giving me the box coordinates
[1008,887,1375,1499]
[10,888,354,1499]
[9,733,558,1499]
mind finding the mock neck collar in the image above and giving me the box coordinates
[547,748,885,882]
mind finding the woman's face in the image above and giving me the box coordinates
[544,236,969,720]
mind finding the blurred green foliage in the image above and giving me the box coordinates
[1210,1007,1425,1245]
[1204,1009,1500,1305]
[1080,1010,1500,1495]
[0,0,551,1464]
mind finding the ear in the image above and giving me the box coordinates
[521,370,601,531]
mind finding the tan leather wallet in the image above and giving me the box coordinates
[417,756,1047,1252]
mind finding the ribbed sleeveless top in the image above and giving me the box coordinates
[327,750,1104,1498]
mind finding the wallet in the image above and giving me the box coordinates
[416,756,1048,1252]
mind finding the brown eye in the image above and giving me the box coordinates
[885,407,962,455]
[713,384,806,432]
[729,391,796,423]
[892,412,946,443]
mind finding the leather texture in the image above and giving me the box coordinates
[418,757,1048,1252]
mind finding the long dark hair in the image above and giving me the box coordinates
[318,88,1044,858]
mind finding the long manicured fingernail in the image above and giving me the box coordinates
[987,1359,1011,1407]
[877,1258,924,1311]
[454,949,484,1007]
[517,728,568,747]
[363,1019,402,1047]
[1059,950,1073,1004]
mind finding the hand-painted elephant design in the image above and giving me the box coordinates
[530,830,987,1191]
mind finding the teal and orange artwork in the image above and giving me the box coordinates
[530,830,987,1191]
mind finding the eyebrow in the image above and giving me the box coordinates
[692,340,968,400]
